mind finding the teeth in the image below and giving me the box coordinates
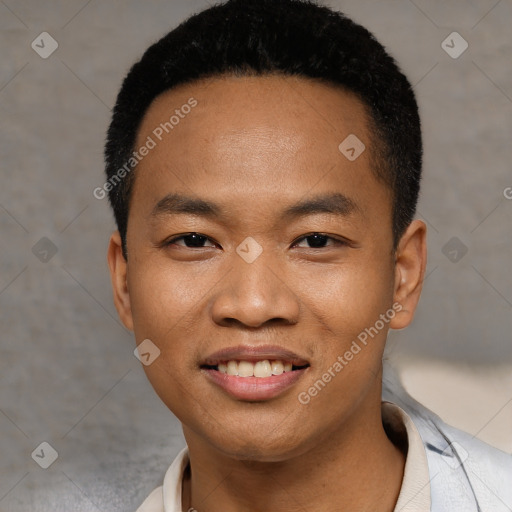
[254,360,272,378]
[216,359,298,377]
[238,361,254,377]
[270,360,284,375]
[227,360,238,375]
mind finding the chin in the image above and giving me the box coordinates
[220,443,304,463]
[201,423,315,463]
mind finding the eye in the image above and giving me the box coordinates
[293,233,347,249]
[166,233,217,248]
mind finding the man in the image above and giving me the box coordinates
[104,0,512,510]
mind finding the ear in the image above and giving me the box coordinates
[389,219,427,330]
[107,231,134,331]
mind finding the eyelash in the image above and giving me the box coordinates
[164,232,348,249]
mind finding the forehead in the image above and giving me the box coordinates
[137,73,371,153]
[131,74,390,223]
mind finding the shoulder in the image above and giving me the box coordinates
[135,486,164,512]
[134,446,190,512]
[382,362,512,510]
[434,419,512,508]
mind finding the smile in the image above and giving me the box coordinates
[200,346,310,400]
[202,359,308,378]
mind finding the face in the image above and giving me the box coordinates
[108,74,426,461]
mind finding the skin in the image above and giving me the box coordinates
[108,74,427,512]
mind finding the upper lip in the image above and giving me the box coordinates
[201,345,310,366]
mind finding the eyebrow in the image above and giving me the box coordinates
[281,192,360,220]
[151,194,223,219]
[150,192,360,221]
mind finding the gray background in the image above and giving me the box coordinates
[0,0,511,510]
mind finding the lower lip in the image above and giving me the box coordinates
[202,368,308,401]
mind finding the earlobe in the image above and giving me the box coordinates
[389,220,427,330]
[107,231,134,331]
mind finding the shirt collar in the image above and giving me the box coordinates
[156,401,431,512]
[382,401,432,511]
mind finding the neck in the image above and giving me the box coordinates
[182,398,406,512]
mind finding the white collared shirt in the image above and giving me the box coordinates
[136,402,431,512]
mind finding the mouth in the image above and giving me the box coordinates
[200,346,310,401]
[200,359,310,377]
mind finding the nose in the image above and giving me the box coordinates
[210,252,300,329]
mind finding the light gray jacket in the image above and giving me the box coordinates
[382,363,512,511]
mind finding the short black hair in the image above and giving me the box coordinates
[104,0,422,258]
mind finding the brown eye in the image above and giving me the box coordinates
[294,233,346,249]
[167,233,216,248]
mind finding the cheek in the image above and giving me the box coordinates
[127,258,206,417]
[296,254,395,337]
[292,255,395,399]
[128,256,212,340]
